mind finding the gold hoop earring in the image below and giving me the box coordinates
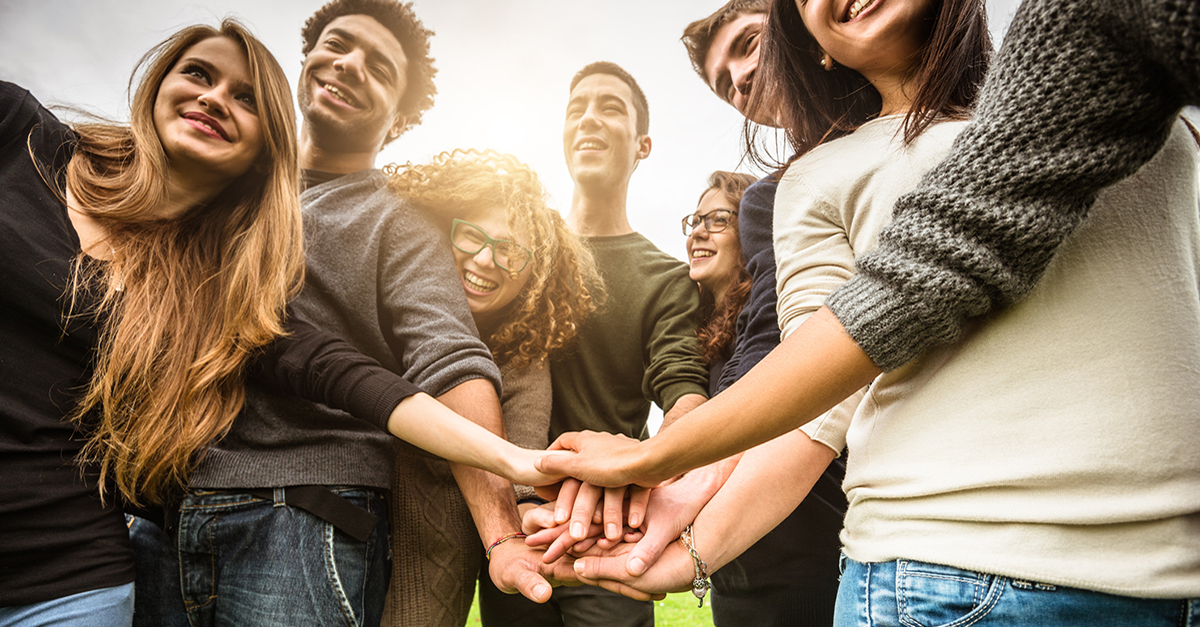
[509,269,520,280]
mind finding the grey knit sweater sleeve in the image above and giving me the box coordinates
[827,0,1200,370]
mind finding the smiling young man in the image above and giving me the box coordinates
[477,62,710,627]
[672,3,848,626]
[128,2,561,626]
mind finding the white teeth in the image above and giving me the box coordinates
[323,83,353,106]
[464,271,498,291]
[848,0,876,20]
[577,141,604,150]
[692,250,715,259]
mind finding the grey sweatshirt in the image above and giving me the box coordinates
[192,169,501,490]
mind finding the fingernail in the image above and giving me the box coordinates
[606,523,617,539]
[555,509,568,524]
[574,560,586,574]
[629,557,646,575]
[534,583,550,600]
[629,513,641,527]
[570,522,584,539]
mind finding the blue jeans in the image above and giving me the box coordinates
[835,556,1199,627]
[0,583,134,627]
[130,488,389,627]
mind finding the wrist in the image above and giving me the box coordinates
[486,531,527,560]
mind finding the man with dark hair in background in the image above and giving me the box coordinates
[478,61,710,627]
[672,3,846,625]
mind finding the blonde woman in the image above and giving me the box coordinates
[387,148,600,626]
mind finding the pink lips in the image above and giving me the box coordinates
[182,112,229,141]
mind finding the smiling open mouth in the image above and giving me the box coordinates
[847,0,878,20]
[321,82,356,107]
[464,270,498,292]
[691,250,715,259]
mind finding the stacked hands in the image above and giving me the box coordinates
[506,431,733,603]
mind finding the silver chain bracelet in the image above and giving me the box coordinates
[679,524,711,608]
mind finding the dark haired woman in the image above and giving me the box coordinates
[545,0,1200,622]
[685,171,755,391]
[686,169,846,627]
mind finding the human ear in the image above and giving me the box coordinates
[636,135,652,160]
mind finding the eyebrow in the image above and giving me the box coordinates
[178,56,254,94]
[566,93,629,112]
[324,27,400,79]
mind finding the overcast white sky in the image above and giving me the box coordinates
[0,0,1027,260]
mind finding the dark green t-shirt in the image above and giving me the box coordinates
[550,233,709,440]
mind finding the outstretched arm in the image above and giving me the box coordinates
[252,317,559,487]
[540,306,878,488]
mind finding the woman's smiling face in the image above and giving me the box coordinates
[450,210,532,326]
[153,36,264,190]
[795,0,936,83]
[686,188,741,299]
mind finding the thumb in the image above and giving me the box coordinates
[515,570,553,604]
[548,431,581,452]
[626,524,675,576]
[535,450,575,474]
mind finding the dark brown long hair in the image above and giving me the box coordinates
[63,20,303,507]
[747,0,991,169]
[694,170,757,365]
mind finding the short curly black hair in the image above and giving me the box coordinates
[301,0,437,136]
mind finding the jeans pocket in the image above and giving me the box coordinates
[896,560,1005,627]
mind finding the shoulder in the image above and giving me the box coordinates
[0,81,70,156]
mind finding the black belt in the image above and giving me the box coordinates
[246,486,380,543]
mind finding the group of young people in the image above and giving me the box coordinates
[2,0,1197,626]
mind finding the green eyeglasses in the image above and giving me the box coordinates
[682,209,737,236]
[451,219,532,273]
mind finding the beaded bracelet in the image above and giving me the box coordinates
[680,524,711,607]
[485,531,527,560]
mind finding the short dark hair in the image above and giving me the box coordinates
[681,0,770,83]
[569,61,650,135]
[302,0,437,135]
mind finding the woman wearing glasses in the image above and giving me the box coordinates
[684,171,757,393]
[386,148,600,625]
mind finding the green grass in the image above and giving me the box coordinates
[466,589,716,626]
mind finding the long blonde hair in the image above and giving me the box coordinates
[386,149,601,369]
[63,20,304,507]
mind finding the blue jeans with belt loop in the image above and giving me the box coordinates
[130,487,389,627]
[835,555,1199,627]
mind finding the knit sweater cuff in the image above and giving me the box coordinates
[351,374,421,432]
[825,273,935,372]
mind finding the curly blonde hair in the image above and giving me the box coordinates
[385,149,601,369]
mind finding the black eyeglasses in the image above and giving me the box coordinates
[682,209,738,236]
[450,219,532,273]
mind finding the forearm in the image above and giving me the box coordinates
[437,379,524,541]
[690,429,838,573]
[637,307,877,484]
[659,393,706,430]
[386,393,524,479]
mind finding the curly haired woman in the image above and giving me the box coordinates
[385,149,600,625]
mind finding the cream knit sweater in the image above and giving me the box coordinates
[775,113,1200,597]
